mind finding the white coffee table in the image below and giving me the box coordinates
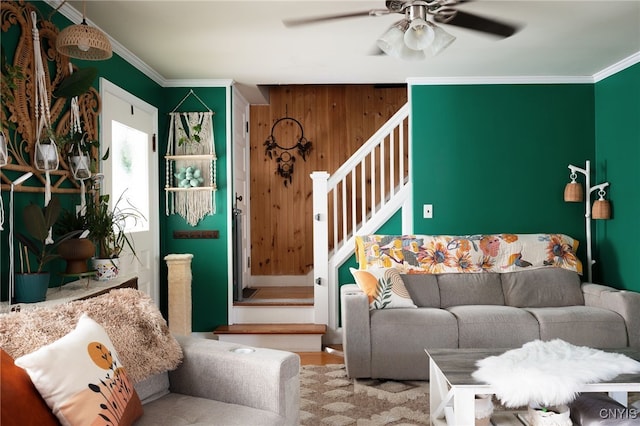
[425,347,640,426]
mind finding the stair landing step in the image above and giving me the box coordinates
[214,323,326,335]
[213,323,326,351]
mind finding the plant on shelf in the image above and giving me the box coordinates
[55,208,94,275]
[15,197,82,302]
[83,183,145,281]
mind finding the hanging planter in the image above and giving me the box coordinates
[69,154,91,179]
[34,138,59,171]
[0,131,7,167]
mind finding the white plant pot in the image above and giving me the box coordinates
[91,258,120,281]
[0,131,7,167]
[70,155,91,180]
[35,140,59,171]
[527,403,571,426]
[475,394,494,426]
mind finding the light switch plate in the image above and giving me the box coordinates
[423,204,433,219]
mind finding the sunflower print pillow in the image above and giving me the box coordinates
[350,267,417,310]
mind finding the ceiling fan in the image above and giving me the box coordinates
[283,0,521,59]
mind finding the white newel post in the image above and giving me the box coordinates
[164,254,194,335]
[311,172,330,325]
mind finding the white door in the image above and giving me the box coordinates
[100,78,159,306]
[232,87,250,294]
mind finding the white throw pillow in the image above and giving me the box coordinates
[15,314,143,426]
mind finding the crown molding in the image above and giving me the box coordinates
[593,52,640,82]
[406,75,594,86]
[163,79,234,88]
[44,0,165,86]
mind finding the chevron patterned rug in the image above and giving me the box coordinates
[299,364,430,425]
[299,364,640,426]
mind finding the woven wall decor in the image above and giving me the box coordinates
[165,93,217,226]
[263,115,312,187]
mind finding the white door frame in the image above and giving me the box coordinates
[227,85,251,324]
[99,78,160,306]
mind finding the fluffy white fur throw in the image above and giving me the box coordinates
[472,339,640,408]
[0,288,183,383]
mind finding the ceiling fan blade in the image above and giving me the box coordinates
[437,10,520,38]
[283,10,389,27]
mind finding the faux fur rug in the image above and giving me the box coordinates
[0,288,182,383]
[300,364,430,425]
[472,339,640,408]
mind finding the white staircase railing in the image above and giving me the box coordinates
[311,103,411,329]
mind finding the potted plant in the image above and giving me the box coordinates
[84,190,143,281]
[15,197,82,302]
[55,208,95,275]
[58,131,109,180]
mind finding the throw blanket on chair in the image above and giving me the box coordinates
[472,339,640,408]
[355,233,582,274]
[0,288,182,383]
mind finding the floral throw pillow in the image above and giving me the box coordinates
[15,314,143,426]
[350,267,417,310]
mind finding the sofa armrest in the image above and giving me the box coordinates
[582,283,640,347]
[168,335,300,426]
[341,284,372,378]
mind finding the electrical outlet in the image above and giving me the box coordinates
[423,204,433,219]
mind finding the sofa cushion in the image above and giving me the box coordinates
[448,305,540,348]
[370,308,458,380]
[401,273,440,308]
[525,306,628,348]
[137,393,285,426]
[350,267,416,309]
[15,314,143,426]
[502,268,584,307]
[0,348,60,426]
[438,273,505,308]
[135,372,171,405]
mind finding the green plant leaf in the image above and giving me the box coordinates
[53,67,98,98]
[23,203,49,243]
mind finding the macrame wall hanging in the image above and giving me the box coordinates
[165,90,217,226]
[263,111,312,187]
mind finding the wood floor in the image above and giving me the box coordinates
[235,286,313,306]
[297,345,344,365]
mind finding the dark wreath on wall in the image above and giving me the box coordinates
[263,116,312,187]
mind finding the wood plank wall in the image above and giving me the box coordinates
[250,85,408,276]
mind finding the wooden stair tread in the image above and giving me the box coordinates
[214,323,326,335]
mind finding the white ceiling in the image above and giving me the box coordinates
[59,1,640,103]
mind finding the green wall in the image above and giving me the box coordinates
[2,2,231,331]
[160,87,229,332]
[410,84,596,275]
[594,63,640,292]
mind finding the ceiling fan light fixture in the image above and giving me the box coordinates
[377,20,409,58]
[404,18,434,50]
[428,22,456,56]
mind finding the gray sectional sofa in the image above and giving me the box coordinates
[135,335,300,426]
[341,267,640,380]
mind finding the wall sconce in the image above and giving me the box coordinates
[564,160,610,282]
